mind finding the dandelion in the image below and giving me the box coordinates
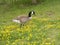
[41,39,46,45]
[15,39,19,42]
[1,31,5,33]
[4,25,17,31]
[12,42,15,45]
[0,17,57,45]
[33,43,36,45]
[45,24,54,29]
[33,41,37,45]
[42,18,49,21]
[47,38,51,40]
[52,42,55,45]
[6,44,9,45]
[56,25,60,29]
[3,34,6,37]
[45,43,51,45]
[5,30,10,33]
[8,33,10,36]
[29,33,32,37]
[2,37,4,40]
[27,37,30,40]
[17,28,21,32]
[27,42,31,45]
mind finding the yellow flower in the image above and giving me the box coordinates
[8,33,10,36]
[33,41,36,45]
[3,34,6,37]
[34,41,37,43]
[5,25,17,30]
[57,25,60,28]
[21,42,24,45]
[2,37,4,40]
[27,42,31,45]
[17,28,21,31]
[27,37,30,40]
[6,44,9,45]
[47,38,51,40]
[33,43,36,45]
[45,24,54,29]
[1,31,5,33]
[12,42,15,45]
[29,33,32,37]
[15,39,19,42]
[42,18,49,21]
[45,43,51,44]
[5,30,10,33]
[52,43,55,45]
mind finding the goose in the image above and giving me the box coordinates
[12,11,35,27]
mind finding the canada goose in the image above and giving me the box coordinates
[13,11,35,27]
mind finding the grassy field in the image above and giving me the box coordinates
[0,0,60,45]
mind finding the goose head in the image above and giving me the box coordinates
[28,11,35,17]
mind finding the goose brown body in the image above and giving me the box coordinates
[15,15,31,23]
[13,11,35,27]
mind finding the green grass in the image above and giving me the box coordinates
[0,0,60,45]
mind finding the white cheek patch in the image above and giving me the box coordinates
[13,19,20,23]
[32,11,34,14]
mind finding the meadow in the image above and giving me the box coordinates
[0,0,60,45]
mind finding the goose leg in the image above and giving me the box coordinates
[20,24,22,28]
[20,23,24,28]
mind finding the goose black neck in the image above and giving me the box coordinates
[28,11,31,17]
